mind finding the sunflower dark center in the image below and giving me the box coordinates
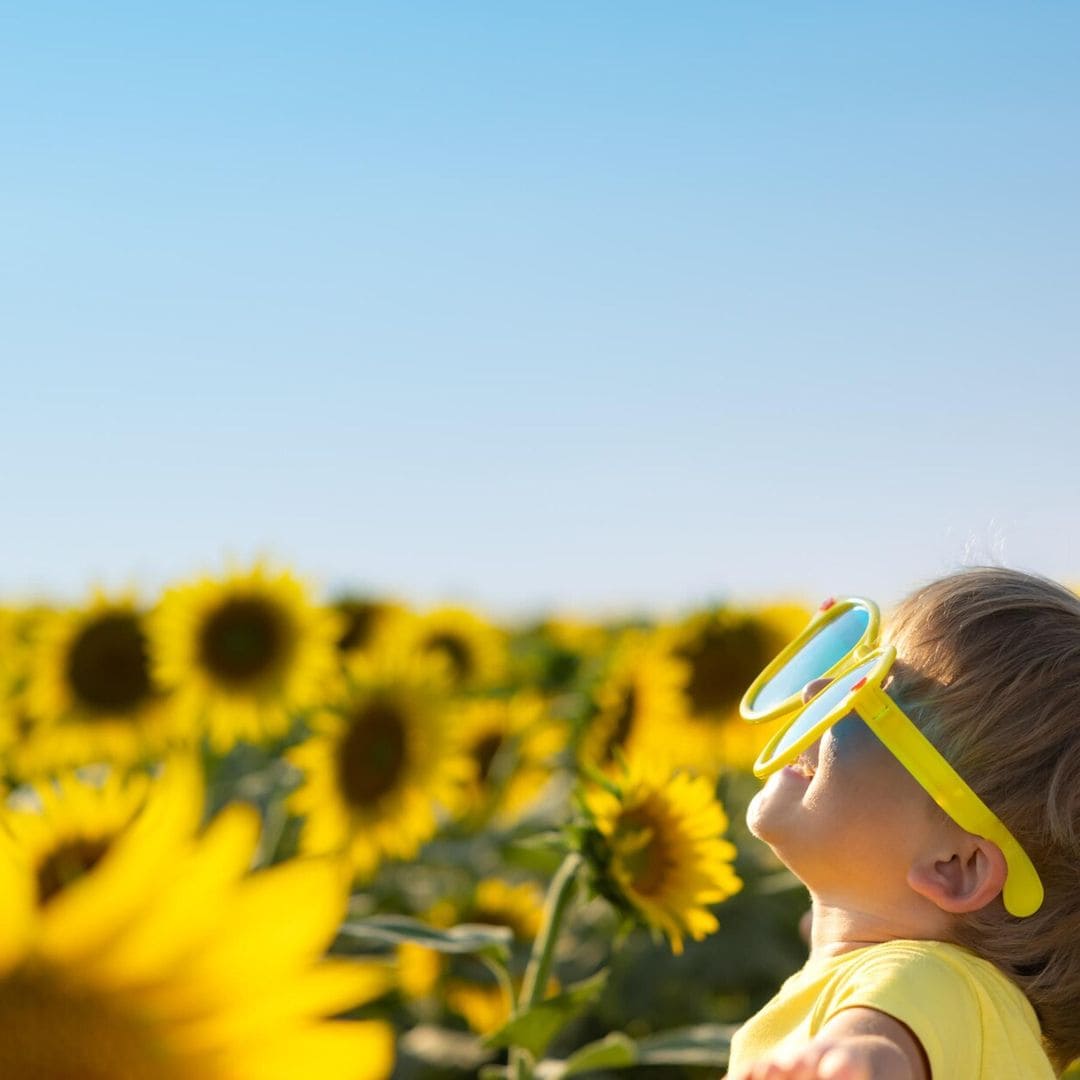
[198,597,289,686]
[677,618,771,715]
[338,700,409,809]
[334,600,381,654]
[471,733,504,783]
[36,838,111,904]
[423,633,472,681]
[614,805,671,898]
[65,613,152,716]
[601,686,638,762]
[0,970,181,1080]
[543,648,580,691]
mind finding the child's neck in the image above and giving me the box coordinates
[808,897,953,962]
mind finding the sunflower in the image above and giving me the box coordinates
[540,616,610,660]
[0,609,22,760]
[331,595,411,657]
[288,645,473,879]
[18,593,180,774]
[456,690,568,826]
[397,606,507,689]
[578,631,694,775]
[662,602,811,772]
[398,878,546,1036]
[580,761,742,954]
[149,565,341,751]
[510,615,610,693]
[0,759,395,1079]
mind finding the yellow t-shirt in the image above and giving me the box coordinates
[726,939,1054,1079]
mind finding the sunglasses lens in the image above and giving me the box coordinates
[771,656,880,760]
[750,605,871,713]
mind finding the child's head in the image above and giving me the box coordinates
[884,566,1080,1069]
[745,567,1080,1067]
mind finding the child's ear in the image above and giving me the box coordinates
[906,835,1008,914]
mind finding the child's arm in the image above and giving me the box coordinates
[727,1006,930,1080]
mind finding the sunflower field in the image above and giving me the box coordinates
[0,563,818,1079]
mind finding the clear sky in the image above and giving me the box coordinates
[2,3,1078,619]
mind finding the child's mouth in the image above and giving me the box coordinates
[788,755,816,780]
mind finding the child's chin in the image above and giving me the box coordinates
[746,771,807,846]
[745,782,784,843]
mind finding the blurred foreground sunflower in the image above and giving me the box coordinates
[0,759,395,1079]
[289,647,472,878]
[580,762,742,954]
[20,594,177,774]
[150,565,340,751]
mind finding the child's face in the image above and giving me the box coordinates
[746,677,948,912]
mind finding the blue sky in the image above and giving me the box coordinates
[2,3,1078,618]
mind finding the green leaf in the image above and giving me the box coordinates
[533,1024,735,1078]
[338,914,513,960]
[635,1023,737,1067]
[501,830,568,876]
[483,969,609,1057]
[546,1032,637,1077]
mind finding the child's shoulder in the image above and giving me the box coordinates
[729,939,1055,1079]
[814,938,1027,1015]
[810,939,1052,1079]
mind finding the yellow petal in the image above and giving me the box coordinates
[148,855,349,1014]
[170,959,394,1052]
[91,802,261,988]
[233,1020,395,1080]
[39,759,203,964]
[0,841,35,973]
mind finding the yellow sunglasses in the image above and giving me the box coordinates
[739,597,1044,918]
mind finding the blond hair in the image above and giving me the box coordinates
[885,567,1080,1071]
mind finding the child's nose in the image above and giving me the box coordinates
[801,677,832,703]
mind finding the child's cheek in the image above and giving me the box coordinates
[827,715,885,762]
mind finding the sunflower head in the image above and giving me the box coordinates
[2,767,155,909]
[29,599,156,718]
[150,564,341,749]
[578,631,691,775]
[0,758,396,1080]
[400,878,547,1036]
[397,606,508,689]
[455,691,567,826]
[670,604,810,720]
[331,596,410,656]
[17,595,178,774]
[469,877,545,940]
[289,647,473,879]
[659,603,812,773]
[510,615,610,692]
[578,761,742,954]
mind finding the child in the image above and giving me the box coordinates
[726,567,1080,1079]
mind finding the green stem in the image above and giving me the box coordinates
[510,1049,532,1080]
[519,850,584,1009]
[507,852,584,1080]
[480,955,516,1020]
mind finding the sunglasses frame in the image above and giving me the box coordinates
[740,597,880,724]
[739,599,1044,918]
